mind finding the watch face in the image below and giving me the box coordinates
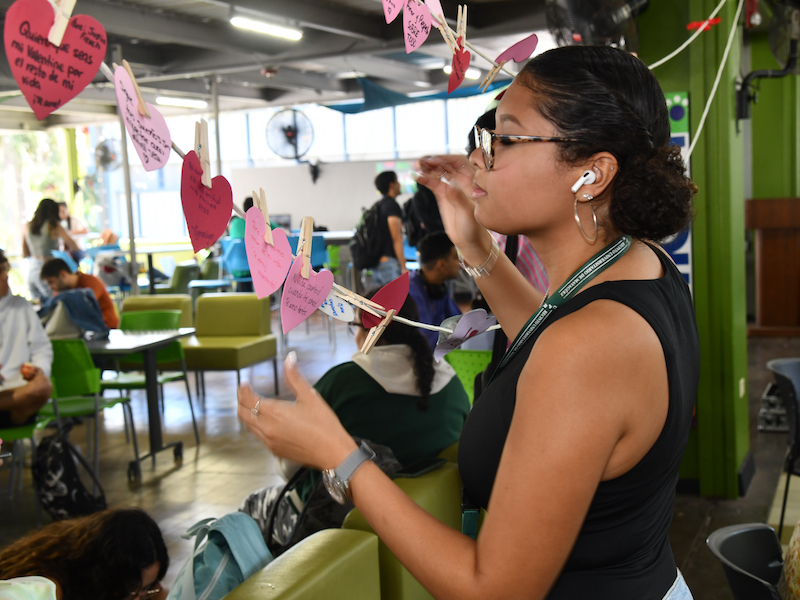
[323,469,349,505]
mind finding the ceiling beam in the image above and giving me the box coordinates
[311,55,432,86]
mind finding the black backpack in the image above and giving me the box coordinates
[32,424,107,520]
[403,198,424,248]
[349,201,385,271]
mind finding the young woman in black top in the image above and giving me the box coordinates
[238,45,699,600]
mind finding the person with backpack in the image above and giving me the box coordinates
[0,248,53,430]
[0,508,169,600]
[353,171,407,286]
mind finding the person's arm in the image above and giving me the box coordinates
[388,215,407,274]
[416,155,543,340]
[26,303,53,377]
[54,224,79,252]
[69,216,88,235]
[239,306,668,599]
[22,224,30,258]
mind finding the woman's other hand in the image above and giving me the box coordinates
[238,353,357,470]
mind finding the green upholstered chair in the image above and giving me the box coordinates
[156,262,200,295]
[224,529,381,600]
[182,293,279,395]
[121,294,194,327]
[100,310,200,446]
[39,339,137,482]
[444,349,493,404]
[342,462,464,600]
[437,440,459,463]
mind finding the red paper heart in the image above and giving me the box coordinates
[180,151,233,252]
[496,33,538,64]
[4,0,106,120]
[362,272,410,329]
[448,38,471,94]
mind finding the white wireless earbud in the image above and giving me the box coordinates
[570,169,597,194]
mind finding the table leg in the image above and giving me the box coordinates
[148,253,155,295]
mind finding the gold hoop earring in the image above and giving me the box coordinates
[574,194,598,244]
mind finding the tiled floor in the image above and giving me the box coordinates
[0,315,797,599]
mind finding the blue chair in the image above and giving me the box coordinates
[222,239,253,289]
[50,250,78,272]
[310,235,329,270]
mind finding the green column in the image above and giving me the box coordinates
[641,0,750,497]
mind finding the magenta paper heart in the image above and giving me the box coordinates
[244,208,292,299]
[180,151,233,252]
[362,272,409,329]
[318,291,356,322]
[403,0,431,53]
[448,38,471,94]
[496,33,539,63]
[4,0,106,120]
[281,259,334,334]
[434,309,496,361]
[382,0,402,23]
[114,66,171,171]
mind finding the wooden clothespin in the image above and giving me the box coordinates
[122,60,151,118]
[195,119,212,188]
[331,284,384,319]
[479,60,506,92]
[299,216,314,279]
[360,309,396,354]
[430,10,455,55]
[48,0,77,47]
[456,5,467,49]
[253,188,273,245]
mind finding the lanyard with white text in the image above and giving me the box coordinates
[489,235,632,383]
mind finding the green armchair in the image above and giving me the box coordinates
[156,262,199,295]
[182,293,279,395]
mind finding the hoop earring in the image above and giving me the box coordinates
[574,194,598,244]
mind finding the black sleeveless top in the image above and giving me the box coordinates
[458,245,700,600]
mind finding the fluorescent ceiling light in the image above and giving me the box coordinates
[442,65,481,80]
[156,96,208,109]
[230,16,303,41]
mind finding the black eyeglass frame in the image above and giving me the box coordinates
[472,126,581,170]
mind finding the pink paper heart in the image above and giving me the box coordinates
[180,151,233,252]
[382,0,402,23]
[425,0,444,23]
[114,66,171,171]
[3,0,106,120]
[244,208,293,299]
[448,38,471,94]
[496,33,539,63]
[403,0,432,53]
[434,309,496,361]
[362,272,410,329]
[281,259,334,334]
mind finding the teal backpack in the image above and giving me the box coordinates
[167,513,273,600]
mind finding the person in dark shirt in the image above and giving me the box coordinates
[237,46,699,600]
[370,171,407,286]
[408,232,462,349]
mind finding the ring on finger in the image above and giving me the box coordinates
[251,399,261,418]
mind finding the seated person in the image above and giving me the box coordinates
[0,508,169,600]
[240,293,470,536]
[408,231,463,349]
[40,258,119,329]
[0,248,53,428]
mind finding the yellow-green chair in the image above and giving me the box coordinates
[224,529,381,600]
[156,262,199,295]
[38,339,137,481]
[437,440,459,463]
[342,462,463,600]
[444,349,493,404]
[122,294,194,327]
[182,293,279,395]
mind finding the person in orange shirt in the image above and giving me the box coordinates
[40,258,119,329]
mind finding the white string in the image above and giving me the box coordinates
[647,0,730,70]
[686,0,744,160]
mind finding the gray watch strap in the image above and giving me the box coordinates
[335,441,376,482]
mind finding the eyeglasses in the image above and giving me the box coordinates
[129,584,162,598]
[472,126,581,170]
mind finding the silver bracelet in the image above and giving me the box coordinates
[457,236,500,279]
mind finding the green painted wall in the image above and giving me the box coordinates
[641,0,750,497]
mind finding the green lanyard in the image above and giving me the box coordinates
[489,235,632,383]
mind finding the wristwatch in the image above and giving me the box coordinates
[323,441,376,505]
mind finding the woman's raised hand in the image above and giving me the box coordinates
[416,155,490,257]
[237,353,357,470]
